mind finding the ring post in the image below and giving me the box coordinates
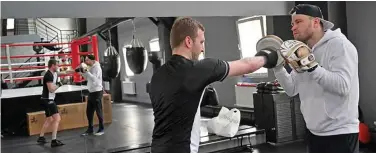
[91,35,99,61]
[71,40,81,83]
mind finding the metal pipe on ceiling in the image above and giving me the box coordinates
[76,17,134,40]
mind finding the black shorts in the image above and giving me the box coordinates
[42,99,59,117]
[307,131,359,153]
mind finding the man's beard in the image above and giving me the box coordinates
[191,52,200,61]
[298,27,313,44]
[296,33,312,44]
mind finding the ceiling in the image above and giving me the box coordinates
[1,1,294,19]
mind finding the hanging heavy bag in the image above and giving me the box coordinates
[103,45,121,80]
[125,36,147,74]
[201,85,220,107]
[126,46,147,74]
[125,21,148,74]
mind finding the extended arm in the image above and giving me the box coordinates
[57,70,75,76]
[227,56,266,77]
[227,46,282,77]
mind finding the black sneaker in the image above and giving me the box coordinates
[51,139,65,147]
[37,136,47,144]
[94,129,104,136]
[81,129,94,136]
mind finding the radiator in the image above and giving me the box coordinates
[253,92,306,144]
[235,83,258,108]
[122,81,136,95]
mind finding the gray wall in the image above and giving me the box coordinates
[194,17,242,107]
[103,16,291,107]
[112,16,249,107]
[117,18,158,103]
[346,2,376,129]
[40,18,76,30]
[85,18,158,104]
[86,18,107,63]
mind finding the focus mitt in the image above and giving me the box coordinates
[75,63,88,73]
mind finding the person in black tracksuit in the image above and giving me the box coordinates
[79,55,105,136]
[149,17,279,153]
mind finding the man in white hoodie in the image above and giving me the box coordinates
[273,4,359,153]
[79,55,105,136]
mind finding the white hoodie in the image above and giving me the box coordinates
[82,61,103,93]
[273,29,359,136]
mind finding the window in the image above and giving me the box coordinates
[149,38,160,52]
[122,44,135,77]
[236,15,267,78]
[7,18,14,30]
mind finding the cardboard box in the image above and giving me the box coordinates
[26,111,64,136]
[57,102,87,130]
[84,94,113,125]
[27,94,112,136]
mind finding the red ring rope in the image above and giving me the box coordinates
[3,74,74,83]
[1,42,74,48]
[0,64,71,71]
[1,35,99,83]
[1,53,71,59]
[1,52,93,59]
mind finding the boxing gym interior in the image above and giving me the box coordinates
[1,1,376,153]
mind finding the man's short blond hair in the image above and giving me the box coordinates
[170,17,205,49]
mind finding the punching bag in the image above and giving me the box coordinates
[125,23,148,74]
[103,45,121,81]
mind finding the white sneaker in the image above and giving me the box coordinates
[94,130,104,136]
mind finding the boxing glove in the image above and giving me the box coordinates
[280,40,318,73]
[255,35,284,68]
[75,67,85,73]
[255,50,279,68]
[56,81,63,87]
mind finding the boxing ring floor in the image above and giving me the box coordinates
[1,101,313,153]
[1,85,88,99]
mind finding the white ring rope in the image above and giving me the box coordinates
[0,69,46,74]
[0,61,46,67]
[3,76,43,82]
[5,45,13,83]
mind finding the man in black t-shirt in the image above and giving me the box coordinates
[149,17,279,153]
[37,59,74,147]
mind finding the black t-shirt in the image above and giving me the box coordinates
[42,70,56,100]
[149,55,229,153]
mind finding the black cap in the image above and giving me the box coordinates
[289,4,334,31]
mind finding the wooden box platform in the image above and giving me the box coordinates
[27,94,112,136]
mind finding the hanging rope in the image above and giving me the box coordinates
[108,30,112,47]
[132,19,136,40]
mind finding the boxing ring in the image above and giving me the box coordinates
[1,36,99,136]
